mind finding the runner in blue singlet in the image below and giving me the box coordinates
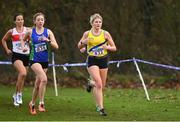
[22,12,59,115]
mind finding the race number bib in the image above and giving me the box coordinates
[15,42,29,50]
[15,42,22,50]
[92,46,104,56]
[35,43,47,52]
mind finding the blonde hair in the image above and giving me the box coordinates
[33,12,45,22]
[90,13,103,25]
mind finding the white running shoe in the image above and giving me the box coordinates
[16,93,22,104]
[13,94,19,106]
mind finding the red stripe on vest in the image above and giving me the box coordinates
[12,35,20,41]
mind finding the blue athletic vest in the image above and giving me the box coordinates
[29,28,49,62]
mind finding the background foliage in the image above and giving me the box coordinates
[0,0,179,85]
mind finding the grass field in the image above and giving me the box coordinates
[0,84,180,121]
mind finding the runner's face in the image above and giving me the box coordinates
[92,18,102,30]
[35,15,45,28]
[15,15,24,27]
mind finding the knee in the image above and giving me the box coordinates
[42,78,47,85]
[40,75,47,85]
[95,82,103,89]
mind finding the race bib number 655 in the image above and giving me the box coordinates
[35,43,47,52]
[92,47,104,56]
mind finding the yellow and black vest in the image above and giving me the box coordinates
[87,29,108,57]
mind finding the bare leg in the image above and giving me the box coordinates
[100,68,108,89]
[31,63,47,105]
[13,60,27,93]
[38,69,48,103]
[88,66,104,109]
[31,77,40,104]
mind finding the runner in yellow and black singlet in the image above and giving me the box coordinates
[86,29,109,69]
[78,13,117,116]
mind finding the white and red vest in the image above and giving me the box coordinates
[11,27,30,54]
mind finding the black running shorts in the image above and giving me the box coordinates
[12,52,29,66]
[29,61,49,69]
[87,55,109,69]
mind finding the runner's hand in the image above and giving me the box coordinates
[6,49,12,55]
[80,47,86,53]
[22,47,28,52]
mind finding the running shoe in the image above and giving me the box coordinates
[12,94,19,106]
[16,93,22,104]
[99,108,107,116]
[38,104,46,112]
[29,103,37,115]
[86,82,93,92]
[96,106,100,112]
[86,78,95,93]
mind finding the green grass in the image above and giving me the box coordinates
[0,85,180,121]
